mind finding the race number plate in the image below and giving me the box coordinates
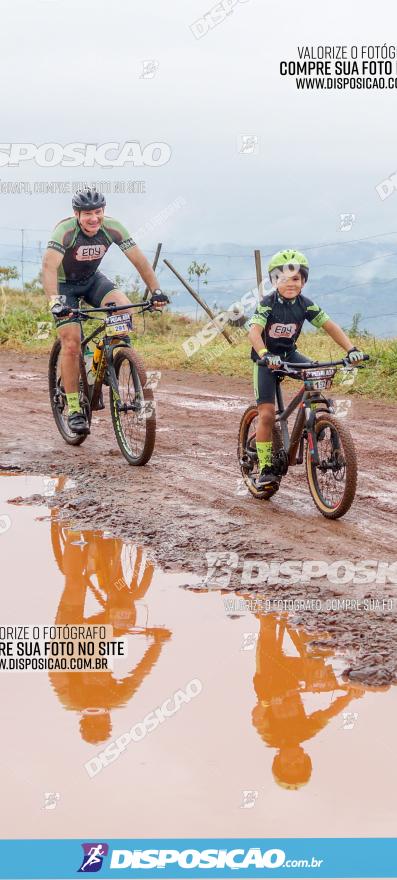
[105,313,132,336]
[304,368,335,391]
[312,378,331,390]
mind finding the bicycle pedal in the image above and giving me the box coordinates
[257,481,279,493]
[261,484,279,500]
[249,476,279,500]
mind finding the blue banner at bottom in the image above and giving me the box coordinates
[0,838,396,879]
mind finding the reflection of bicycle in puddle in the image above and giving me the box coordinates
[49,478,170,744]
[250,614,366,790]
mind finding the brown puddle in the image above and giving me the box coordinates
[1,473,397,840]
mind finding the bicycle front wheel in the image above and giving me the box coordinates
[305,414,357,518]
[110,348,156,465]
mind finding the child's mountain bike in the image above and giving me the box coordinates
[238,356,369,519]
[49,302,155,465]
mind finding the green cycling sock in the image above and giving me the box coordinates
[66,392,81,415]
[256,440,273,470]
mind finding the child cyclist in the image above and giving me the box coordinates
[248,249,366,491]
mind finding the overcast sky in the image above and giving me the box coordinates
[1,0,397,258]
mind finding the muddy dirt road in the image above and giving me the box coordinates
[1,351,397,684]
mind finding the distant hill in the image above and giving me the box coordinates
[160,240,397,338]
[4,236,397,337]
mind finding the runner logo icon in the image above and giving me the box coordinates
[78,843,109,873]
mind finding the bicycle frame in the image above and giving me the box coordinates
[76,302,152,414]
[275,378,335,467]
[82,325,131,411]
[267,355,369,468]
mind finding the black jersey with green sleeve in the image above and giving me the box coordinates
[47,216,136,283]
[248,291,330,361]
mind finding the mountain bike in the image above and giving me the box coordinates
[49,301,156,465]
[238,355,370,519]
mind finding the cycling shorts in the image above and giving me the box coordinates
[54,271,117,328]
[253,349,312,405]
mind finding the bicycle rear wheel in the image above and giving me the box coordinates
[48,339,91,446]
[305,414,357,518]
[237,405,282,499]
[110,348,156,465]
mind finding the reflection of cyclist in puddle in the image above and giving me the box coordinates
[251,614,365,789]
[49,491,170,744]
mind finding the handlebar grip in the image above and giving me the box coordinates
[51,306,71,318]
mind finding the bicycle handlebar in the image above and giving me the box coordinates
[257,354,370,372]
[64,301,155,321]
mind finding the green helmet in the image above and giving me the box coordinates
[268,249,309,283]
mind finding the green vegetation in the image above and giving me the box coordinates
[0,266,19,284]
[0,289,396,399]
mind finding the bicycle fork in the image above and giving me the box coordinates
[304,401,341,468]
[105,340,142,415]
[305,405,319,464]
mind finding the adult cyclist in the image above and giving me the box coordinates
[248,249,367,491]
[42,189,169,435]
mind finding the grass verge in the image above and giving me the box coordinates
[1,290,396,399]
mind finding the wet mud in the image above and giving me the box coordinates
[1,351,397,686]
